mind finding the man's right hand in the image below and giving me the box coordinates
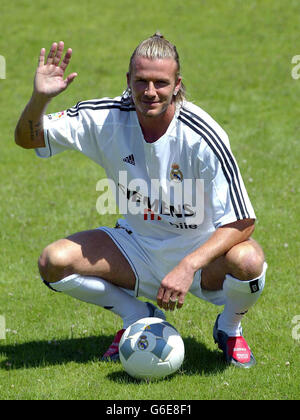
[34,41,77,99]
[15,41,77,149]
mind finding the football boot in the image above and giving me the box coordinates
[213,314,256,368]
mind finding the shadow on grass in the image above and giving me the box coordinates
[182,336,227,375]
[0,335,112,370]
[0,335,226,379]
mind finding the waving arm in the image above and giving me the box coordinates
[15,42,77,149]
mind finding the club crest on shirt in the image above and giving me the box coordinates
[170,163,183,183]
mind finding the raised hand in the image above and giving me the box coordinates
[34,41,77,99]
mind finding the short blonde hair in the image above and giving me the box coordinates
[125,32,186,104]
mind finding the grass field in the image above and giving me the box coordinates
[0,0,299,401]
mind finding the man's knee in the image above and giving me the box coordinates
[38,240,75,283]
[225,239,265,281]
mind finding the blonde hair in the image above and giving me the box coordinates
[124,32,186,104]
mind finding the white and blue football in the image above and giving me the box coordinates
[119,317,185,380]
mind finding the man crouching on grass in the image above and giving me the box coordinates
[15,32,267,368]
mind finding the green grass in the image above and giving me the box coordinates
[0,0,299,400]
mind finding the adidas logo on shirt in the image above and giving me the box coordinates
[123,154,135,166]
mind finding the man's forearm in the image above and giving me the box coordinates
[15,93,50,149]
[181,218,255,274]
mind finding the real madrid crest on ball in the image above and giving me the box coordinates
[137,335,149,350]
[170,163,183,183]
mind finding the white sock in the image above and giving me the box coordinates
[218,262,267,336]
[48,274,153,329]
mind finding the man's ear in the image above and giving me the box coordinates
[174,76,182,95]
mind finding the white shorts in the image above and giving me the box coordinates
[98,223,226,306]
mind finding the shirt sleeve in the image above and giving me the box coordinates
[201,135,256,228]
[35,103,105,166]
[35,110,69,158]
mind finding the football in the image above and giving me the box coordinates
[119,317,185,380]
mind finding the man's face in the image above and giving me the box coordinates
[127,56,182,120]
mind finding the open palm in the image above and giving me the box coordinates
[34,41,77,98]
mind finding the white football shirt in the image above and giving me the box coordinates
[36,96,255,269]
